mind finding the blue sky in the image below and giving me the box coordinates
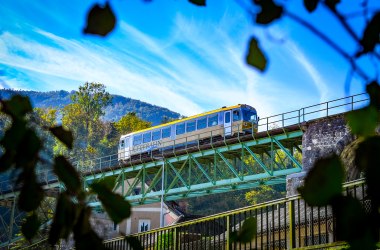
[0,0,379,117]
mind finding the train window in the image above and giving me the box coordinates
[186,120,196,133]
[152,130,161,141]
[176,123,185,135]
[225,112,231,123]
[243,108,257,122]
[208,114,218,127]
[162,127,171,138]
[120,140,124,149]
[197,117,207,130]
[233,110,241,121]
[133,134,142,146]
[143,132,151,143]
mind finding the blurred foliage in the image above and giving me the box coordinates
[0,89,133,248]
[299,83,380,249]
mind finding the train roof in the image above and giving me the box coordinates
[120,104,256,138]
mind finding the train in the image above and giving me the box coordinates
[118,104,259,161]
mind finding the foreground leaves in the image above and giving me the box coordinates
[331,196,376,250]
[246,37,267,72]
[298,155,344,206]
[90,181,131,224]
[74,206,107,250]
[358,12,380,56]
[346,106,378,137]
[125,236,144,250]
[303,0,319,12]
[254,0,283,25]
[49,126,73,149]
[54,156,81,194]
[83,2,116,36]
[230,217,257,243]
[21,213,41,241]
[49,193,78,245]
[188,0,206,6]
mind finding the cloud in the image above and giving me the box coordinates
[286,41,329,102]
[0,12,281,117]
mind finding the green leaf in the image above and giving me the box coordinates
[246,37,267,72]
[125,236,143,250]
[49,126,73,149]
[230,217,257,243]
[21,213,40,241]
[331,196,376,249]
[0,120,27,151]
[75,230,106,250]
[73,206,107,250]
[358,12,380,56]
[54,156,81,194]
[188,0,206,6]
[366,81,380,109]
[96,176,117,190]
[90,182,131,224]
[355,136,380,205]
[18,173,44,212]
[49,193,79,245]
[17,129,42,166]
[83,2,116,37]
[346,106,378,137]
[0,151,15,173]
[303,0,319,12]
[298,155,344,206]
[254,0,283,25]
[325,0,340,10]
[0,95,32,119]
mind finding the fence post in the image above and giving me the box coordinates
[173,227,177,250]
[226,215,231,250]
[288,200,296,249]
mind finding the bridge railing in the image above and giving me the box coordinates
[258,93,368,132]
[103,179,366,250]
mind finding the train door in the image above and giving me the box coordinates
[124,136,131,159]
[224,111,232,136]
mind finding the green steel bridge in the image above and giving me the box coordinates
[0,93,368,248]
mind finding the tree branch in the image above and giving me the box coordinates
[284,10,370,82]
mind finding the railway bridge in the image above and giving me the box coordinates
[0,93,368,248]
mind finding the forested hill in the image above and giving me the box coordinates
[0,89,180,125]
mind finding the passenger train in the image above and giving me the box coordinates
[118,104,258,161]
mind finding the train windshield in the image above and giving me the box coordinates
[242,108,257,123]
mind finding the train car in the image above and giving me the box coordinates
[118,104,258,161]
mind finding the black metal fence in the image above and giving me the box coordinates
[104,179,365,249]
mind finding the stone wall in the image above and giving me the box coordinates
[286,115,354,196]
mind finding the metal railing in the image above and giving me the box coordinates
[103,179,366,249]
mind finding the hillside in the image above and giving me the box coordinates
[0,89,180,125]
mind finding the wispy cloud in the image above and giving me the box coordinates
[286,41,329,102]
[0,11,281,117]
[0,1,332,120]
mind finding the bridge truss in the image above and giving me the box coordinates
[0,93,368,247]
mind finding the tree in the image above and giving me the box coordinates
[62,83,113,160]
[71,82,112,130]
[245,185,285,205]
[114,112,151,135]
